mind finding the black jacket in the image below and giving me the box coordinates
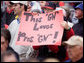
[72,18,83,37]
[6,11,16,25]
[37,30,70,61]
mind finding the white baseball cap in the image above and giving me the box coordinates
[62,35,83,46]
[56,7,66,17]
[11,1,27,6]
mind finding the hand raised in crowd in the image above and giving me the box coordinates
[61,21,71,30]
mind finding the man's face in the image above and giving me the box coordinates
[1,36,8,54]
[7,2,14,11]
[13,3,22,15]
[66,45,83,60]
[75,8,83,19]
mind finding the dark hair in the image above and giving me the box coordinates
[9,2,14,5]
[1,50,19,62]
[19,3,27,11]
[24,5,27,11]
[1,28,11,44]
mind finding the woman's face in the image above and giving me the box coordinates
[1,36,8,54]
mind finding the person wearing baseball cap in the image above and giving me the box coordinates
[75,3,83,19]
[10,1,28,14]
[8,1,34,61]
[30,1,42,13]
[41,1,56,13]
[72,3,83,37]
[62,35,83,62]
[75,3,83,11]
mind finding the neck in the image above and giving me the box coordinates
[17,11,22,20]
[17,9,24,20]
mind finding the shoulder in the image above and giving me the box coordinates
[8,19,18,26]
[8,19,19,29]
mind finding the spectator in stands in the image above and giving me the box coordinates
[1,50,19,62]
[41,1,56,13]
[8,1,34,61]
[31,1,42,13]
[33,1,74,62]
[56,6,74,28]
[62,35,83,62]
[1,28,11,54]
[6,1,16,25]
[27,1,31,12]
[27,1,42,14]
[1,28,19,61]
[72,3,83,37]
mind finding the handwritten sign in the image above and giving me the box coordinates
[16,10,64,46]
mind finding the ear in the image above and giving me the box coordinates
[79,47,83,53]
[80,46,83,50]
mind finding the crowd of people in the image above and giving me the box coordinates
[1,1,83,62]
